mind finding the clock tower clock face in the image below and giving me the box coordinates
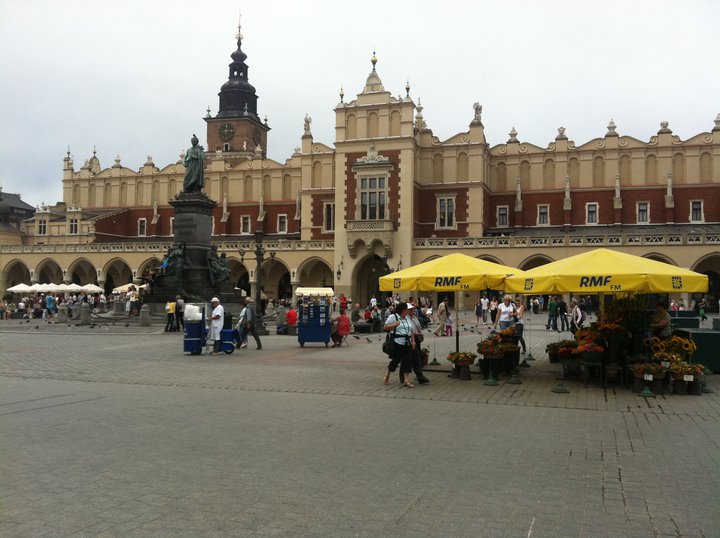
[219,123,235,142]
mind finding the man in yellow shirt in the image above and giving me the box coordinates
[165,299,177,332]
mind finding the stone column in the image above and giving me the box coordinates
[79,303,91,324]
[57,304,68,323]
[112,300,125,316]
[139,304,151,327]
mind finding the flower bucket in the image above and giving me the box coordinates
[687,379,702,395]
[673,380,688,395]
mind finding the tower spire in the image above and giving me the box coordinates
[236,11,243,42]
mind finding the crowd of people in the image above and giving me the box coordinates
[0,291,110,321]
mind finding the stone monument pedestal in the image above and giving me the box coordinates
[143,191,242,313]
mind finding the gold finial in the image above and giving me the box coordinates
[236,11,243,41]
[371,49,377,71]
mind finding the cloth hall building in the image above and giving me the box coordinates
[2,31,719,309]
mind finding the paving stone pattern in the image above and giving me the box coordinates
[0,312,718,537]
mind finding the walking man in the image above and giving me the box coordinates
[242,297,263,350]
[557,296,569,332]
[434,298,448,336]
[175,295,185,332]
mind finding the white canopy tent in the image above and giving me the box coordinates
[112,283,146,294]
[6,283,32,293]
[83,284,104,293]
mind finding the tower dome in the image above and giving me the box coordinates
[216,18,261,122]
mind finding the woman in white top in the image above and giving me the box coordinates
[383,302,416,388]
[569,300,583,334]
[494,295,516,331]
[514,296,527,353]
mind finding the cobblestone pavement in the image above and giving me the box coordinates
[1,312,718,537]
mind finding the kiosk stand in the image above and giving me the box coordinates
[296,287,334,347]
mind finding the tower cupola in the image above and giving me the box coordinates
[216,16,261,122]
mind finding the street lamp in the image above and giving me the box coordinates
[239,229,275,335]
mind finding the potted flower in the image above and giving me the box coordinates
[447,351,478,381]
[598,323,626,337]
[630,362,667,379]
[447,351,478,365]
[478,335,502,357]
[630,362,668,394]
[598,323,627,361]
[669,361,704,380]
[420,347,430,366]
[573,342,605,354]
[546,339,578,363]
[496,341,520,353]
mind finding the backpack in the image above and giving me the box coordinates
[579,309,587,324]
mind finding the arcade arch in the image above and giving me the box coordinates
[102,258,133,293]
[227,257,249,296]
[692,253,720,312]
[353,254,390,306]
[296,257,333,289]
[259,257,292,302]
[34,258,63,284]
[3,260,31,288]
[67,257,98,285]
[137,257,162,281]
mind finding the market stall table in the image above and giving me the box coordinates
[674,328,720,373]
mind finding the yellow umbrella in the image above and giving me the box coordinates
[379,253,522,292]
[504,248,708,294]
[379,253,523,356]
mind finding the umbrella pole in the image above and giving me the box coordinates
[455,291,460,354]
[526,308,535,361]
[429,298,440,365]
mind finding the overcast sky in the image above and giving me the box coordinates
[1,0,718,208]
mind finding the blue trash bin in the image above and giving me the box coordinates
[184,321,206,355]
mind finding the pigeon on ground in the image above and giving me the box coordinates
[365,337,372,342]
[352,335,360,339]
[124,323,130,327]
[34,325,39,330]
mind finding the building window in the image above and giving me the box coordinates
[690,200,704,223]
[436,196,456,229]
[138,218,147,237]
[241,215,251,235]
[169,217,175,236]
[38,219,47,236]
[69,218,79,235]
[497,206,508,227]
[359,176,386,220]
[637,202,649,224]
[277,214,288,234]
[537,204,549,226]
[323,202,335,232]
[586,203,598,225]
